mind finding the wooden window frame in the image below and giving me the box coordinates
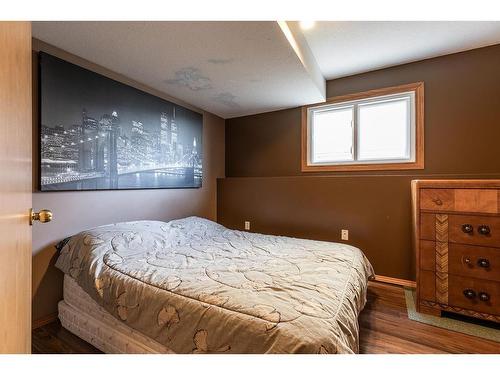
[301,82,424,172]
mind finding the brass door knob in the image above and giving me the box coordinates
[29,209,53,225]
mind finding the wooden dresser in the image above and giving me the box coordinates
[412,180,500,323]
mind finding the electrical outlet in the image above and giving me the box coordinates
[244,221,250,230]
[341,229,349,241]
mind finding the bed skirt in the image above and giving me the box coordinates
[59,275,174,354]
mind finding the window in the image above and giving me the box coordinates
[302,82,424,172]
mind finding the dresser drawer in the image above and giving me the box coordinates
[449,214,500,248]
[420,189,454,211]
[419,240,436,271]
[448,275,499,315]
[420,188,499,213]
[449,244,500,282]
[419,213,437,240]
[455,189,499,214]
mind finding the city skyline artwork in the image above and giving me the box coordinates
[39,52,203,191]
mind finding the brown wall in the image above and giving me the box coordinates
[32,40,225,322]
[219,44,500,281]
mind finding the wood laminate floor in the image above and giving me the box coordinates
[31,282,500,354]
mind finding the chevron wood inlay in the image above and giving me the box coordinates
[434,214,449,304]
[435,214,449,243]
[435,242,448,273]
[435,272,449,304]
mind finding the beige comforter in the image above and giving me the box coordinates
[55,217,374,353]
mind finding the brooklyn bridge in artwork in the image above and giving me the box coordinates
[39,52,203,191]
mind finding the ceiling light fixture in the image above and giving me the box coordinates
[299,21,316,30]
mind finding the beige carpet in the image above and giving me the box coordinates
[404,288,500,343]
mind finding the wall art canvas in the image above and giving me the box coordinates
[39,52,203,191]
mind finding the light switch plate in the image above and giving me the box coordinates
[244,221,250,230]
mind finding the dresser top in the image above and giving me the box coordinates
[412,179,500,189]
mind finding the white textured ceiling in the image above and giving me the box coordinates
[32,21,325,118]
[302,21,500,80]
[33,21,500,118]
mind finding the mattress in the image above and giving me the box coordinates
[59,275,173,354]
[56,216,374,353]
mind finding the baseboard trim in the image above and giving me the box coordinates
[373,275,416,288]
[32,312,58,330]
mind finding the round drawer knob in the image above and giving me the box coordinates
[477,258,490,268]
[462,224,473,234]
[478,225,491,235]
[463,289,476,299]
[478,292,490,302]
[464,257,472,265]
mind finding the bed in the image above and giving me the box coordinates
[55,216,374,354]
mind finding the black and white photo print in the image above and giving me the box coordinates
[39,52,203,191]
